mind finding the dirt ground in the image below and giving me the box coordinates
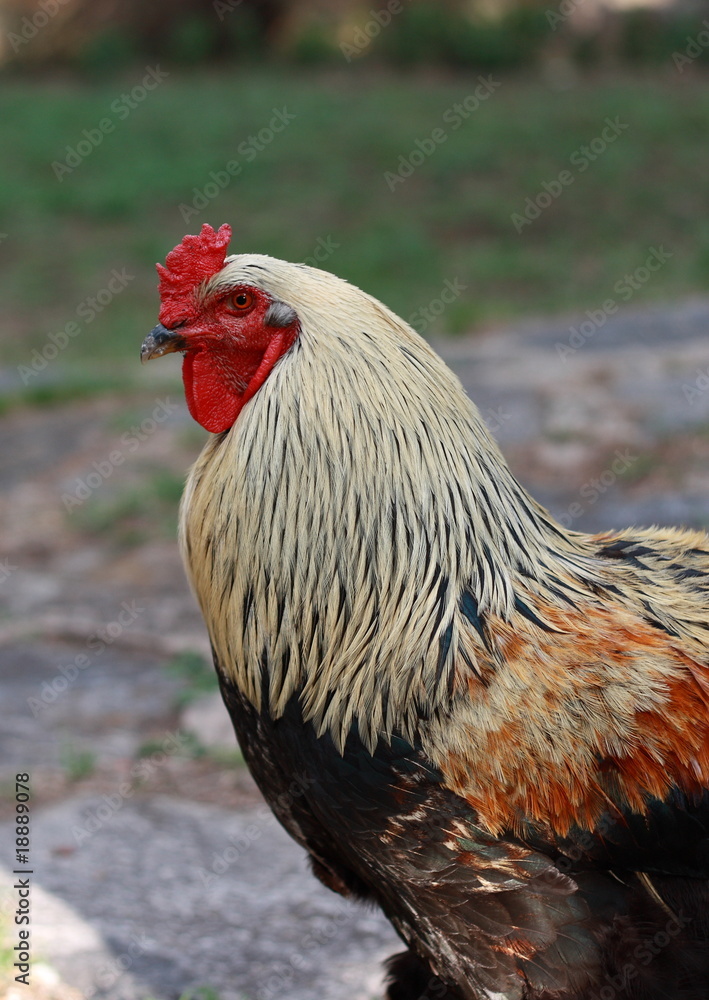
[2,297,709,999]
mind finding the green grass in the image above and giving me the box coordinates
[176,987,225,1000]
[60,743,96,781]
[72,468,186,546]
[167,650,220,706]
[0,370,129,416]
[2,66,709,399]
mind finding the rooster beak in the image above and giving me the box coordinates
[140,323,187,363]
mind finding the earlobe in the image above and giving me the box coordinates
[265,300,298,328]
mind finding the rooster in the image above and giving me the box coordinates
[141,224,709,1000]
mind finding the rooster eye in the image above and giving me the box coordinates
[227,291,254,312]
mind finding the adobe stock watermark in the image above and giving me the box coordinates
[682,365,709,405]
[7,0,72,53]
[256,899,352,1000]
[385,78,501,191]
[408,278,467,333]
[546,0,586,31]
[51,66,169,181]
[555,246,673,361]
[672,20,709,72]
[213,0,242,20]
[538,821,693,999]
[340,0,410,61]
[588,909,692,1000]
[61,397,178,511]
[198,773,315,888]
[27,601,145,716]
[303,235,340,268]
[556,449,638,528]
[511,117,629,232]
[18,268,134,384]
[71,731,188,845]
[84,933,151,997]
[0,559,18,584]
[178,107,296,224]
[483,405,512,435]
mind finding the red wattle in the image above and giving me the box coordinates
[181,328,297,434]
[182,352,243,434]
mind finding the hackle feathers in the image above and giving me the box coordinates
[179,254,709,832]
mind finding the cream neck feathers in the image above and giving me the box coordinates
[179,256,594,751]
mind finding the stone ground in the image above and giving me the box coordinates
[2,297,709,1000]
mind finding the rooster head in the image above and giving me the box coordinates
[141,224,299,433]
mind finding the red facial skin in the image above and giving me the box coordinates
[176,286,298,434]
[152,225,297,434]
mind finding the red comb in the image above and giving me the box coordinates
[156,223,232,327]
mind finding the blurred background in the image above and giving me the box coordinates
[2,0,709,997]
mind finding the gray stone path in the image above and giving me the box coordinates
[1,797,398,1000]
